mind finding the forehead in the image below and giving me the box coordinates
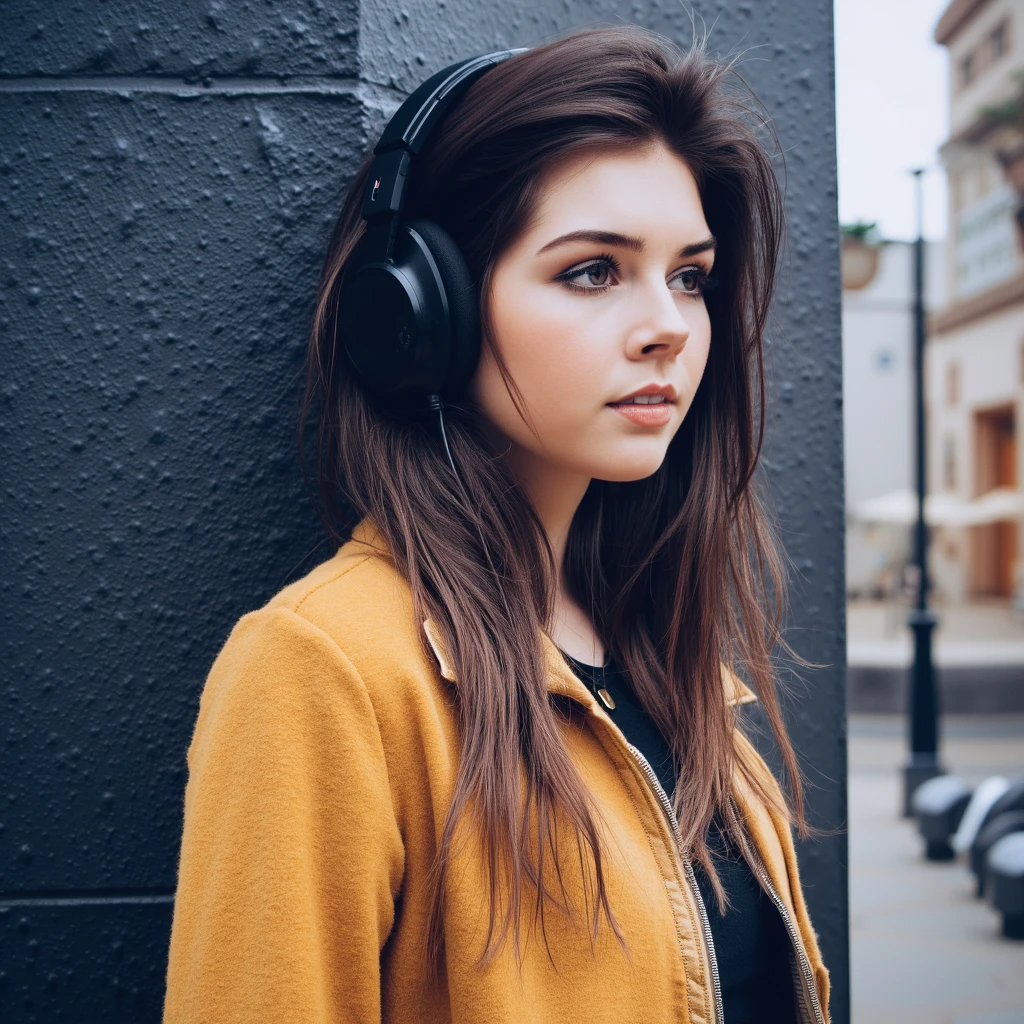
[527,141,709,242]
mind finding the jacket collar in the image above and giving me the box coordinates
[347,517,757,710]
[422,615,757,710]
[349,517,391,555]
[421,615,604,705]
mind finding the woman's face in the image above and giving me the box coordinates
[470,140,714,486]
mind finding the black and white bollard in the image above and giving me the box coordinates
[983,777,1024,828]
[972,811,1024,899]
[912,775,972,861]
[987,832,1024,940]
[952,775,1010,856]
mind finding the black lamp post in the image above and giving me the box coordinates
[903,167,944,816]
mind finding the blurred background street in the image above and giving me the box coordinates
[837,0,1024,1016]
[848,597,1024,713]
[849,714,1024,1023]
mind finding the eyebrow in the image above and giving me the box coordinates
[535,229,717,259]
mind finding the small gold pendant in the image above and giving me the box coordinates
[597,687,616,710]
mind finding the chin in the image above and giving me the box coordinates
[586,448,669,483]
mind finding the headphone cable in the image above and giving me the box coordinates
[426,392,516,629]
[427,393,459,482]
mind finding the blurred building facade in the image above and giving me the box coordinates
[843,237,946,598]
[930,0,1024,602]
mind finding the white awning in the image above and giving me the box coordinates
[851,489,972,526]
[850,487,1024,526]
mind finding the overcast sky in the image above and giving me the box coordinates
[834,0,950,241]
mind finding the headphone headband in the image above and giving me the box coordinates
[339,46,528,403]
[360,48,527,223]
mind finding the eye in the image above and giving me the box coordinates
[555,253,620,294]
[554,256,718,297]
[671,265,716,298]
[580,263,612,287]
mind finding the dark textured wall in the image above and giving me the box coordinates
[0,2,847,1021]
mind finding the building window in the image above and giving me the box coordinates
[956,20,1011,94]
[943,435,957,491]
[990,18,1009,62]
[946,362,960,406]
[960,51,975,89]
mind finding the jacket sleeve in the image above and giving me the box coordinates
[163,605,406,1024]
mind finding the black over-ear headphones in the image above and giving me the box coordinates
[336,48,528,408]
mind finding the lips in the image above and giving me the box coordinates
[609,402,673,426]
[608,383,677,405]
[610,395,670,405]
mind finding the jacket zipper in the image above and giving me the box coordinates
[749,858,827,1024]
[549,652,825,1024]
[624,742,826,1024]
[624,742,724,1024]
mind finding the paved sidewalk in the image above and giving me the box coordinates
[847,600,1024,712]
[849,714,1024,1024]
[848,599,1024,666]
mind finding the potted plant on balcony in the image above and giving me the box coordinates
[840,220,881,291]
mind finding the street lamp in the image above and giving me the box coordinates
[903,167,944,816]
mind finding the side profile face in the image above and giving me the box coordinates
[470,139,715,489]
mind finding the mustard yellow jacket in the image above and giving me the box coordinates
[163,518,830,1024]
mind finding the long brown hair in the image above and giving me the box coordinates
[303,25,804,974]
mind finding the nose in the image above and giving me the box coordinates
[623,275,690,361]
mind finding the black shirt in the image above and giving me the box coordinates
[561,650,797,1024]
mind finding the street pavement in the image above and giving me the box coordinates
[849,713,1024,1023]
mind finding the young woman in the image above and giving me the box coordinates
[163,26,830,1024]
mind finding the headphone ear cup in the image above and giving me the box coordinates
[404,218,480,399]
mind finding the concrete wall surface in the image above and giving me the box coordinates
[0,2,847,1021]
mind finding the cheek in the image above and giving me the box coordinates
[685,313,713,384]
[671,305,712,398]
[474,277,602,438]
